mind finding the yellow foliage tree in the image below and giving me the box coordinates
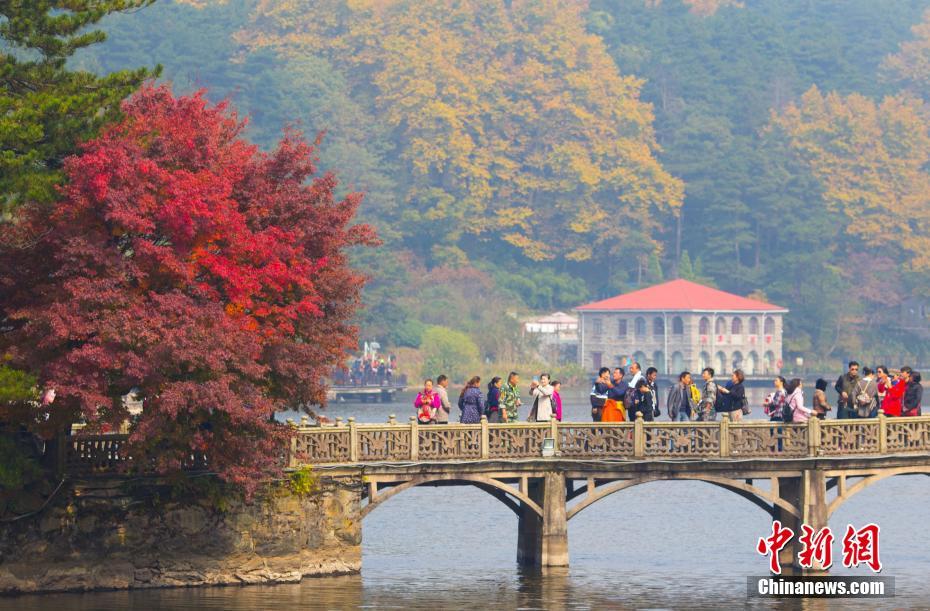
[644,0,743,17]
[241,0,683,263]
[770,86,930,271]
[882,8,930,95]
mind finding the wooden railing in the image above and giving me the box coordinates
[65,412,930,473]
[289,412,930,466]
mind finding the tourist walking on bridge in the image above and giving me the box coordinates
[552,380,563,421]
[624,362,644,420]
[486,376,503,423]
[667,371,694,421]
[835,361,860,419]
[904,371,923,417]
[854,367,878,418]
[602,367,627,422]
[529,373,555,422]
[500,371,521,422]
[812,378,830,419]
[763,376,788,422]
[632,378,657,421]
[590,367,611,421]
[881,368,908,417]
[786,378,812,422]
[415,379,440,424]
[434,374,452,424]
[716,369,746,421]
[698,367,718,421]
[458,376,485,424]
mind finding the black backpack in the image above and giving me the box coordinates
[713,385,726,412]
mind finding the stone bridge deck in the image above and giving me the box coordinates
[68,413,930,572]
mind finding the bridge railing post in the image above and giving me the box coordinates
[633,412,644,457]
[549,419,559,454]
[288,429,298,468]
[480,415,489,459]
[409,416,419,460]
[719,413,730,457]
[348,417,359,462]
[878,409,887,453]
[807,414,820,457]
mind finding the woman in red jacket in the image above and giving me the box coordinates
[879,368,908,417]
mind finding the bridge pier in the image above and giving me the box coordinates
[517,472,569,567]
[774,469,829,575]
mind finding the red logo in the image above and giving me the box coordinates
[757,520,795,574]
[757,522,881,573]
[798,525,834,570]
[842,524,882,572]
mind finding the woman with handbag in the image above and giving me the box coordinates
[458,376,485,424]
[716,369,747,421]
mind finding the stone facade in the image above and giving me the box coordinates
[578,311,784,376]
[0,475,362,594]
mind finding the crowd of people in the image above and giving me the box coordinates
[333,354,401,387]
[761,361,923,423]
[413,372,564,424]
[412,360,923,425]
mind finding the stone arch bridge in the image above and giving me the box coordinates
[71,412,930,573]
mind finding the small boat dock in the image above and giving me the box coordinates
[327,384,406,403]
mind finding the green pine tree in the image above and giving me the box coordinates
[679,250,694,280]
[648,252,664,283]
[0,0,159,220]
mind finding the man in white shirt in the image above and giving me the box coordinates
[434,374,452,423]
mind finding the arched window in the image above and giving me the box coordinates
[764,316,775,335]
[715,317,726,335]
[746,351,758,376]
[749,317,759,335]
[732,351,744,371]
[635,317,646,336]
[731,318,743,335]
[653,350,665,374]
[633,351,647,368]
[617,319,628,338]
[671,351,685,373]
[764,351,775,373]
[715,351,727,375]
[699,316,710,335]
[672,316,684,335]
[653,316,664,336]
[699,351,711,371]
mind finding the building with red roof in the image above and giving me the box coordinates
[575,279,787,375]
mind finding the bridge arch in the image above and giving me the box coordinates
[361,474,544,519]
[826,466,930,518]
[565,475,800,521]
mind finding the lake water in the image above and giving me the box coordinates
[6,385,929,609]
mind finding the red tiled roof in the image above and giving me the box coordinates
[575,279,787,312]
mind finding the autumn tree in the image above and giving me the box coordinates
[241,0,683,269]
[882,8,930,96]
[0,86,375,488]
[0,0,158,219]
[769,86,930,272]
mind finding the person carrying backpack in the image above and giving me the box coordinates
[785,378,813,422]
[763,376,788,422]
[699,367,718,422]
[632,378,656,421]
[854,367,878,418]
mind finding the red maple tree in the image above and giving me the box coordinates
[0,85,375,488]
